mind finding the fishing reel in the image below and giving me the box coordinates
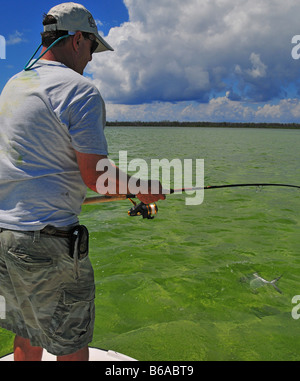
[128,199,158,219]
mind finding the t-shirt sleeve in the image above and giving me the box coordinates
[68,85,108,155]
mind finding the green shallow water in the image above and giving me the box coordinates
[1,127,300,360]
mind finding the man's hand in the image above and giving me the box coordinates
[136,179,166,204]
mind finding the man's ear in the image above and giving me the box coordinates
[72,31,83,52]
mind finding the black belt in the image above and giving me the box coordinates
[40,225,74,238]
[0,225,76,238]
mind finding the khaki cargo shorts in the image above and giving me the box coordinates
[0,227,95,356]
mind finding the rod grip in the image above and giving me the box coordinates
[83,194,136,205]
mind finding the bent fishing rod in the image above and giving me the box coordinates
[83,182,300,219]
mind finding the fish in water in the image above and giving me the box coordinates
[250,273,282,294]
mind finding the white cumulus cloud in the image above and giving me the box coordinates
[6,31,26,45]
[106,97,300,123]
[87,0,300,122]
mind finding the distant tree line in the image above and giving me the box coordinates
[106,121,300,129]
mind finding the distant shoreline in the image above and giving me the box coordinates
[106,121,300,129]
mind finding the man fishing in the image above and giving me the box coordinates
[0,2,164,361]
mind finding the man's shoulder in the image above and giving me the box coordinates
[37,60,100,95]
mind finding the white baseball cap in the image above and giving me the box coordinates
[43,2,113,53]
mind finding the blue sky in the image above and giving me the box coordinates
[0,0,128,87]
[1,0,300,123]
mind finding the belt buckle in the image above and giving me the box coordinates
[41,225,57,235]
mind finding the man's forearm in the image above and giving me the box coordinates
[76,151,165,203]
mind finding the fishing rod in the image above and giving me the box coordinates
[172,183,300,193]
[83,182,300,219]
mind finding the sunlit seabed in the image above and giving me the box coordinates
[1,127,300,360]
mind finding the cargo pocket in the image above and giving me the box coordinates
[7,249,53,271]
[49,285,95,344]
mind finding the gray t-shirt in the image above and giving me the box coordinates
[0,59,108,230]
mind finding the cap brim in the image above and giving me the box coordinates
[94,32,114,53]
